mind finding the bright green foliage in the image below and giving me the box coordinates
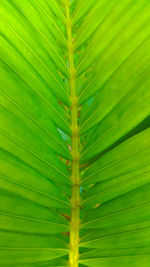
[0,0,150,266]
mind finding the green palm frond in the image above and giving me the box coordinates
[0,0,150,266]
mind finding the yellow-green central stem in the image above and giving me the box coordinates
[65,1,80,266]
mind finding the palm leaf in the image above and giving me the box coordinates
[0,0,150,266]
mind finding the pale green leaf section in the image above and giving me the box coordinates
[75,0,119,51]
[72,0,95,26]
[77,0,150,79]
[0,0,70,105]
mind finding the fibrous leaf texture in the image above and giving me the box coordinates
[0,0,150,266]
